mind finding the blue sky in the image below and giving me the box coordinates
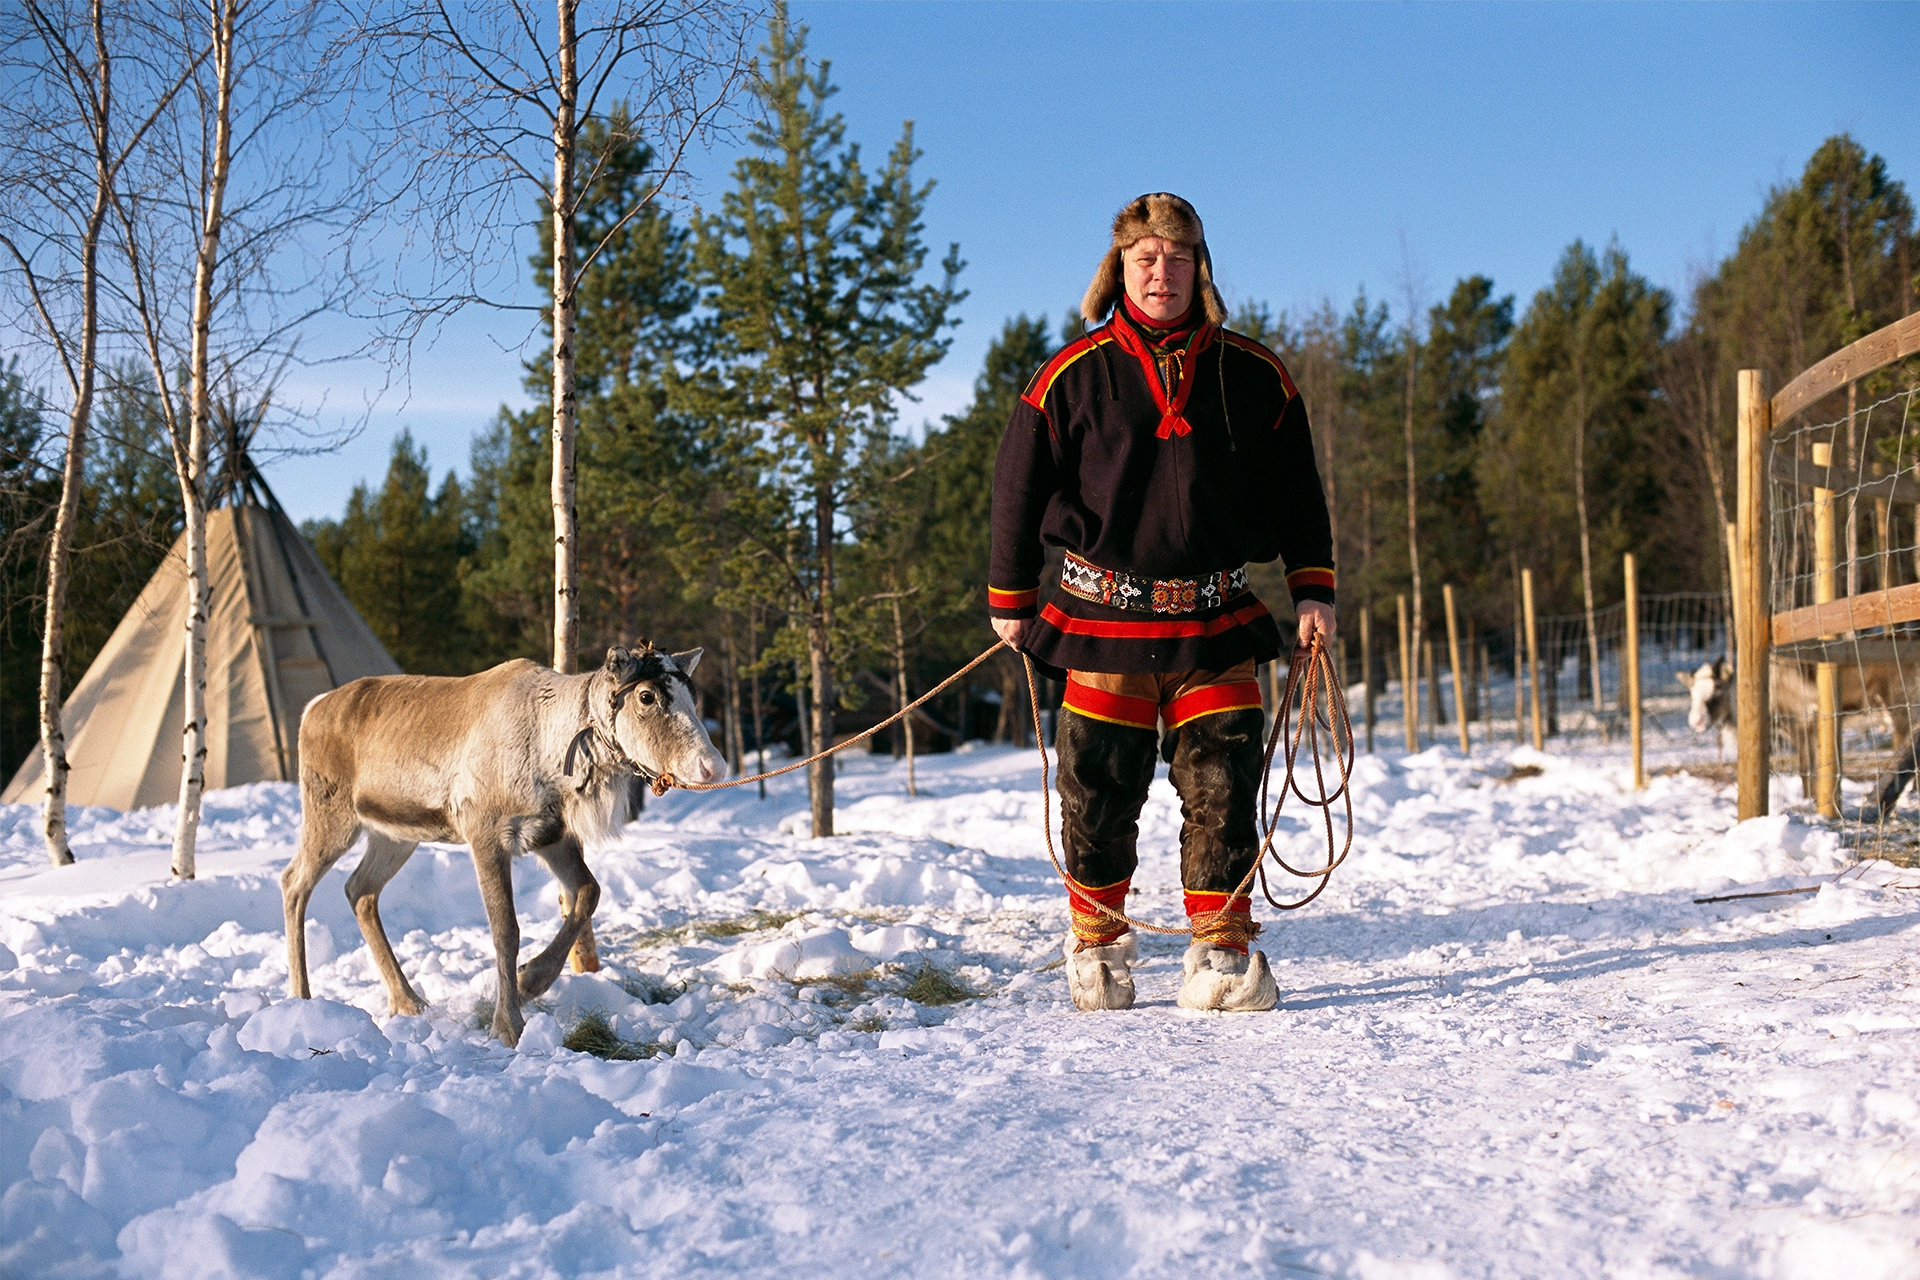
[266,0,1919,523]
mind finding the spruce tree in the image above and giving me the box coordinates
[308,432,473,675]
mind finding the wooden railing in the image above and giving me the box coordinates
[1736,311,1920,820]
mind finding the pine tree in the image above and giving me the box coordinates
[683,5,962,837]
[1421,276,1514,610]
[308,432,474,675]
[1494,241,1670,684]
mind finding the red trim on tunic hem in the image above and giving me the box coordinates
[1039,598,1271,639]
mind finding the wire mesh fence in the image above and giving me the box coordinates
[1345,591,1734,770]
[1769,381,1920,857]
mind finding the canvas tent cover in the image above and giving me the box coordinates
[5,503,400,811]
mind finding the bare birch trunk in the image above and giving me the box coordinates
[1402,328,1423,739]
[891,590,915,797]
[795,657,812,760]
[549,0,580,674]
[722,632,745,775]
[748,606,766,798]
[172,0,238,882]
[808,485,834,837]
[1572,340,1602,712]
[37,0,116,869]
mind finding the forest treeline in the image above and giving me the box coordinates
[4,54,1915,780]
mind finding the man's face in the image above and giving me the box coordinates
[1122,235,1196,323]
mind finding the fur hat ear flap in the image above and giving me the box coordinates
[1081,248,1123,327]
[1196,246,1227,326]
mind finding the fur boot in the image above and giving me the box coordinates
[1064,931,1137,1011]
[1177,941,1278,1012]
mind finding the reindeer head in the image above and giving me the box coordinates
[1677,657,1733,733]
[600,645,728,787]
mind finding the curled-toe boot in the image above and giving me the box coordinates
[1064,932,1137,1010]
[1176,941,1278,1011]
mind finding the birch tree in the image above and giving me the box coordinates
[360,0,756,674]
[110,0,357,878]
[0,0,199,866]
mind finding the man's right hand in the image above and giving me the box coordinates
[992,617,1030,649]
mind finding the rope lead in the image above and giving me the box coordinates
[654,634,1357,934]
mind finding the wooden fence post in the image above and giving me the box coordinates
[1736,369,1772,820]
[1513,609,1525,745]
[1444,584,1469,754]
[1625,553,1643,790]
[1398,594,1416,753]
[1522,568,1543,751]
[1360,607,1375,753]
[1811,438,1841,817]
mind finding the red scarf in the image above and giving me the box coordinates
[1113,296,1216,439]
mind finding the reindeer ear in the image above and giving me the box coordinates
[670,647,704,675]
[604,647,632,675]
[1676,672,1694,689]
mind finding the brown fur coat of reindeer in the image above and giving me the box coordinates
[281,646,726,1046]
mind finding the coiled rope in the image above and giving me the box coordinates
[656,637,1356,933]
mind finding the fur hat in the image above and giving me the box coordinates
[1081,192,1228,327]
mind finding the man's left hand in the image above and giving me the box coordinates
[1296,600,1336,649]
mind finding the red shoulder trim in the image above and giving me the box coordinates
[1021,333,1114,411]
[1219,331,1299,403]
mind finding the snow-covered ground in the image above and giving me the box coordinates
[4,727,1918,1278]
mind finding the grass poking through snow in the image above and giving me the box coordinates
[563,1009,663,1060]
[901,966,973,1006]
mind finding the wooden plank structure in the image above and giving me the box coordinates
[1735,312,1920,820]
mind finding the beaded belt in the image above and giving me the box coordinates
[1060,552,1247,615]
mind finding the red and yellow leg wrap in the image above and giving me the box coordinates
[1184,890,1259,954]
[1066,874,1132,948]
[1165,680,1264,729]
[1061,677,1159,730]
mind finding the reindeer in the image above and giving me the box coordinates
[1679,655,1920,801]
[281,645,727,1046]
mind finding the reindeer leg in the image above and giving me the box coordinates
[469,828,524,1047]
[281,797,359,1000]
[344,832,424,1017]
[522,834,600,999]
[568,916,601,974]
[1864,729,1920,822]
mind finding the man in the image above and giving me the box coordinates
[989,193,1336,1013]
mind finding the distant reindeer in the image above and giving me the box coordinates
[1679,655,1920,802]
[281,645,727,1046]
